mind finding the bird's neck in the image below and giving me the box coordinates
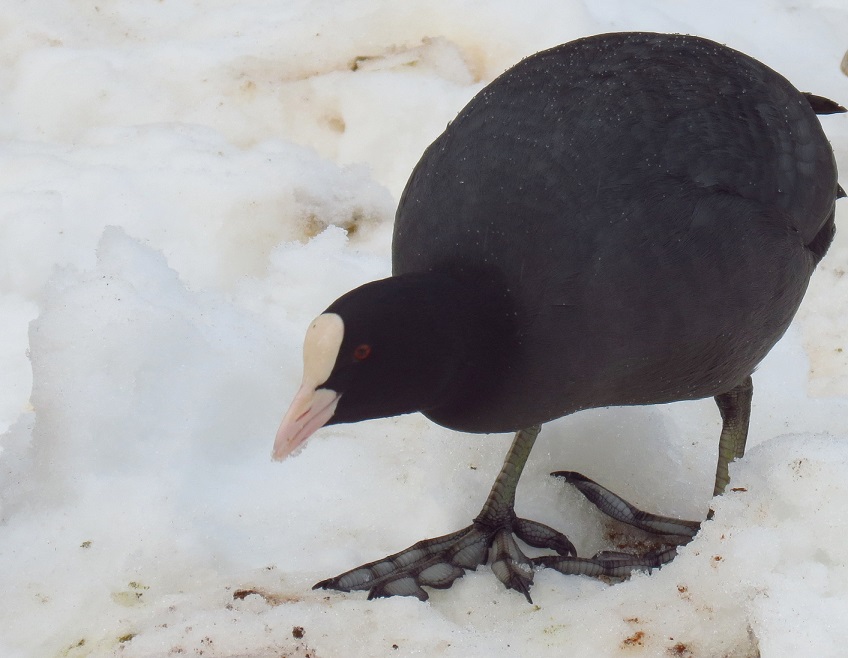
[396,269,517,418]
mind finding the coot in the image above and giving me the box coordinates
[273,32,844,602]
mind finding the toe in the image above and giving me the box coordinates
[553,471,700,538]
[513,517,576,556]
[314,525,492,599]
[368,577,429,601]
[490,530,535,603]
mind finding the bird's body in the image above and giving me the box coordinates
[393,32,837,432]
[273,32,843,602]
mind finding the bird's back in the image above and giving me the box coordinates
[393,32,839,432]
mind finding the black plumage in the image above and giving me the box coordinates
[274,32,843,601]
[392,32,838,430]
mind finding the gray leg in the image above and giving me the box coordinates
[315,381,756,600]
[713,376,753,496]
[314,425,575,602]
[543,377,754,578]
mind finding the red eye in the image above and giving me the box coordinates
[353,344,371,361]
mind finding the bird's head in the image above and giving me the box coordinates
[272,274,481,460]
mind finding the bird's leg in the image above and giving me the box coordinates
[713,376,753,496]
[474,424,578,600]
[541,377,754,578]
[314,425,576,602]
[314,381,756,600]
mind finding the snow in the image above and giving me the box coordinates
[1,1,847,656]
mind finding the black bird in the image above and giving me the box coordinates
[272,32,844,602]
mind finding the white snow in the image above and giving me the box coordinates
[1,1,847,656]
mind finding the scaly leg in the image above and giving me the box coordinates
[315,379,755,599]
[542,377,754,577]
[713,376,753,496]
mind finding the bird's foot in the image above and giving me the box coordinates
[313,469,702,602]
[313,515,575,602]
[539,471,701,578]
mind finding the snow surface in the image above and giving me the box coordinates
[1,1,847,656]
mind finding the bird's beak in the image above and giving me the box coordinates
[272,385,341,461]
[273,312,345,461]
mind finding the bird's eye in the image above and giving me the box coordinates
[353,344,372,361]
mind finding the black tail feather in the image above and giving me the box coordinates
[803,92,847,115]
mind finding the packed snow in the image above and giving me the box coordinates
[1,1,847,656]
